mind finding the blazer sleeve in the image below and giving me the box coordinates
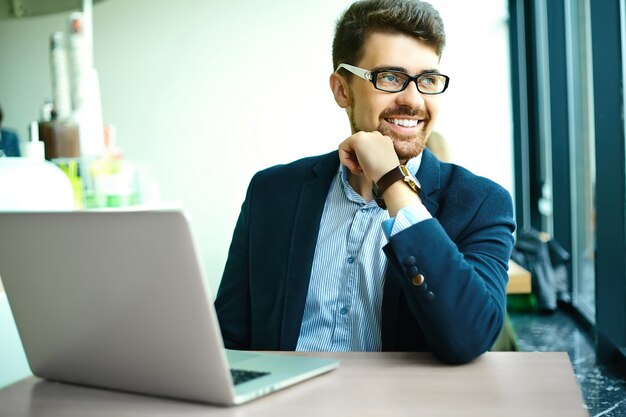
[214,181,253,350]
[383,183,515,364]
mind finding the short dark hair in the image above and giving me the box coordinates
[332,0,446,71]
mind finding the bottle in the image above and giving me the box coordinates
[22,122,45,160]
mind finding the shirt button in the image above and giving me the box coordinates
[340,307,349,315]
[347,256,355,264]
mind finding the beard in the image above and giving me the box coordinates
[349,103,430,162]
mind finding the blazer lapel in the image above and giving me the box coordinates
[280,151,339,349]
[416,148,441,216]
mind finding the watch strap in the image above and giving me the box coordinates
[374,166,406,198]
[372,165,420,209]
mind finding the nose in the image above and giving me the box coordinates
[396,79,426,109]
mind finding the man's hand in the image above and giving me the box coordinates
[338,131,400,184]
[339,131,421,216]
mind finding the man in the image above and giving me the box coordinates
[0,103,21,157]
[215,0,515,364]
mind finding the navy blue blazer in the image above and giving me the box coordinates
[215,149,515,364]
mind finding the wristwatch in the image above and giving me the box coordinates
[372,165,420,209]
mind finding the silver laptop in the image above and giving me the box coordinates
[0,209,338,405]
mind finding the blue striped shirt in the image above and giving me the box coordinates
[296,155,428,351]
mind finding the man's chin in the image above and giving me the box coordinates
[383,132,426,161]
[372,122,428,160]
[394,142,425,161]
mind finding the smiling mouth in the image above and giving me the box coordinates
[385,118,420,128]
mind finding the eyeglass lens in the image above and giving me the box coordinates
[375,71,447,93]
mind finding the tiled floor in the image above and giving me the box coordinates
[509,309,626,417]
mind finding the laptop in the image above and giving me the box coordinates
[0,209,338,405]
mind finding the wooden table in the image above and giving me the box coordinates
[0,352,587,417]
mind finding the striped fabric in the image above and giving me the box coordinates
[296,155,423,351]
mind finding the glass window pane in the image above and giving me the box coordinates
[565,0,596,321]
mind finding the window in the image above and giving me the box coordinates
[565,0,596,322]
[510,0,626,364]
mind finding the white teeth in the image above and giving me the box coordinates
[391,119,418,128]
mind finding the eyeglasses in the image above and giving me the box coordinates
[336,63,450,95]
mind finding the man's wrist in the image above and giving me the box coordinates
[372,165,420,209]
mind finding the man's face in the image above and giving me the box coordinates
[346,31,441,162]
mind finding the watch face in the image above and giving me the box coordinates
[400,165,420,193]
[402,176,419,193]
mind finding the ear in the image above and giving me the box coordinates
[329,72,351,108]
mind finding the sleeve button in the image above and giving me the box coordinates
[411,273,425,286]
[403,256,417,267]
[421,290,435,303]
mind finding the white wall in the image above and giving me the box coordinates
[0,0,512,295]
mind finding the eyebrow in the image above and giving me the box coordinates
[371,65,441,75]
